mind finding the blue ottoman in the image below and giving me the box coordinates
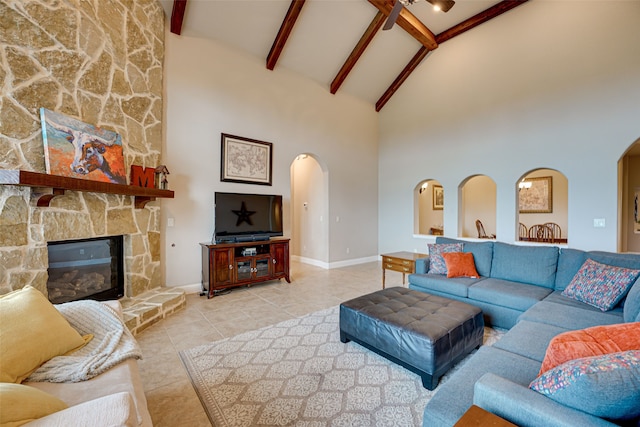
[339,287,484,390]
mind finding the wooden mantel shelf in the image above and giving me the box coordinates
[0,170,174,209]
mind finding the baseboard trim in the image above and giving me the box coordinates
[292,255,379,270]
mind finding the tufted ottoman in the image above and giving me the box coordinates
[339,287,484,390]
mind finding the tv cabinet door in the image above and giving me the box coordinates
[212,248,233,287]
[270,241,290,282]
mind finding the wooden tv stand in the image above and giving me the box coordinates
[200,238,290,299]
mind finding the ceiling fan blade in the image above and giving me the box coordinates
[383,0,404,31]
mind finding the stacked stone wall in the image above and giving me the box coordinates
[0,0,165,297]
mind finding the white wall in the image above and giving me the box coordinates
[163,31,378,288]
[378,1,640,254]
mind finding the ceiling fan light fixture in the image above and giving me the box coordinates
[427,0,455,13]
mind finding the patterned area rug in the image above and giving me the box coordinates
[179,306,504,427]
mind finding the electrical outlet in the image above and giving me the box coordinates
[593,218,605,228]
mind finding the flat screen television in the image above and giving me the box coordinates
[214,192,283,243]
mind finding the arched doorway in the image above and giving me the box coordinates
[290,153,329,264]
[618,138,640,252]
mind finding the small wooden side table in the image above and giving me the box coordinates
[454,405,516,427]
[380,251,427,288]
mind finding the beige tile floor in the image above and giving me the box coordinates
[137,259,406,426]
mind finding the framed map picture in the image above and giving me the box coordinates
[221,134,273,185]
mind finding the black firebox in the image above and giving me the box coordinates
[46,235,124,304]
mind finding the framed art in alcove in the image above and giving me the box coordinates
[220,133,273,186]
[519,176,552,214]
[433,185,444,210]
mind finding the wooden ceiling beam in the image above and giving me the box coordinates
[330,11,386,95]
[266,0,306,71]
[375,47,430,112]
[374,0,529,111]
[170,0,188,35]
[367,0,438,50]
[436,0,529,44]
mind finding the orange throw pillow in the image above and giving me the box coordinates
[539,322,640,375]
[441,252,479,279]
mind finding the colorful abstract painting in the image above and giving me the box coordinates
[40,108,127,184]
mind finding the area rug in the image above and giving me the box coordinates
[179,306,504,427]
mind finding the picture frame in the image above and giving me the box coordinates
[519,176,553,213]
[433,185,444,210]
[221,133,273,186]
[40,108,127,184]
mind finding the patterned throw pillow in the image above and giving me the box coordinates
[562,258,640,311]
[427,243,463,275]
[529,350,640,420]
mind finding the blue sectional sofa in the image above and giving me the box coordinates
[408,237,640,427]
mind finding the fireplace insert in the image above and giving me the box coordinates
[46,235,124,304]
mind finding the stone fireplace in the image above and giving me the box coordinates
[0,0,185,334]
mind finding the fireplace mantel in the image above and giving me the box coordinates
[0,170,174,209]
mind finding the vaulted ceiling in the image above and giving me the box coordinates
[159,0,529,111]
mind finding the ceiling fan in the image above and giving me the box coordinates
[383,0,455,31]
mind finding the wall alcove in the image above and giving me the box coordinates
[516,168,568,243]
[415,179,444,237]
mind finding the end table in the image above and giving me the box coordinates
[380,251,427,288]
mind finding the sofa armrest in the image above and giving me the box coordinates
[415,257,430,274]
[24,392,138,427]
[473,373,618,427]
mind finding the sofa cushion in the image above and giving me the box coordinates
[408,274,482,298]
[623,279,640,323]
[423,346,542,427]
[0,383,68,427]
[442,252,479,278]
[562,259,640,311]
[468,278,553,312]
[490,242,559,288]
[427,243,463,275]
[493,320,568,363]
[539,322,640,375]
[520,296,624,331]
[436,237,494,277]
[23,391,137,427]
[0,286,88,383]
[529,350,640,420]
[554,248,587,291]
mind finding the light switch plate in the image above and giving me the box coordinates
[593,218,605,228]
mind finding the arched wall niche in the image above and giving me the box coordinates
[618,137,640,252]
[516,168,568,243]
[458,175,497,238]
[415,179,444,236]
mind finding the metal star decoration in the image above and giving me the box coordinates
[232,201,256,226]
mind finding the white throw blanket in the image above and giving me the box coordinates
[27,300,142,383]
